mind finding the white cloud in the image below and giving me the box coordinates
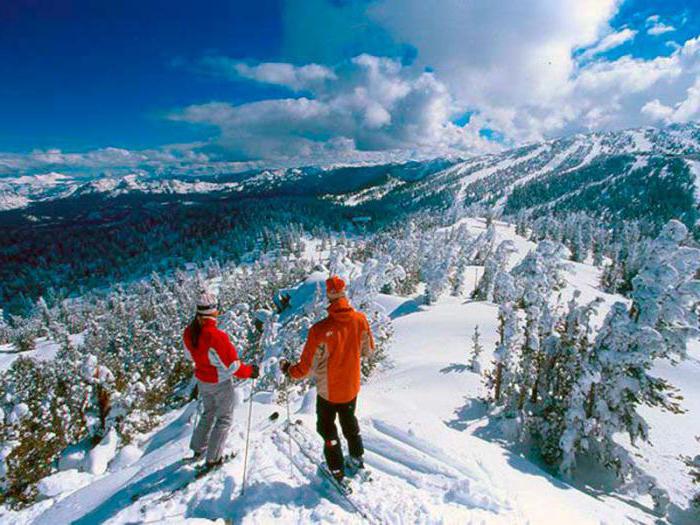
[579,28,637,60]
[170,54,499,162]
[648,23,676,36]
[0,144,212,177]
[201,56,336,91]
[646,15,676,36]
[3,1,700,173]
[642,75,700,123]
[365,0,619,109]
[350,1,699,143]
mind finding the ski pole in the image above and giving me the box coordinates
[191,398,202,432]
[284,379,293,477]
[241,379,255,495]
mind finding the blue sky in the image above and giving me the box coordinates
[0,1,284,151]
[1,0,699,174]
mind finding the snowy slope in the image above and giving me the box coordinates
[3,221,698,525]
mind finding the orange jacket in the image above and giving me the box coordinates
[289,297,374,403]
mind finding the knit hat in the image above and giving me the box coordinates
[197,290,218,316]
[326,276,346,300]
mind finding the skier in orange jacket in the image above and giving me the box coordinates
[280,276,374,483]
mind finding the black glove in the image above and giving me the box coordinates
[250,364,260,379]
[280,359,291,376]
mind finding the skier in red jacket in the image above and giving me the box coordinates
[183,291,259,468]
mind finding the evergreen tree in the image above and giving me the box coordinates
[511,240,568,304]
[469,325,483,374]
[557,220,700,513]
[486,303,520,404]
[682,437,700,508]
[473,240,517,301]
[473,223,497,265]
[421,235,458,305]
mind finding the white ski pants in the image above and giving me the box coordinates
[190,378,235,463]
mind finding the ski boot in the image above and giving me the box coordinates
[185,451,204,463]
[327,467,353,494]
[345,455,372,482]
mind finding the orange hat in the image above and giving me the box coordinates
[326,275,346,299]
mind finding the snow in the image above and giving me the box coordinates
[37,469,94,498]
[58,444,88,471]
[452,145,548,202]
[109,444,144,471]
[3,222,699,524]
[342,176,405,206]
[629,154,649,173]
[0,334,83,372]
[579,136,603,166]
[630,129,654,153]
[86,429,120,476]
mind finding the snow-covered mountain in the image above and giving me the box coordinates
[2,124,699,223]
[334,123,700,227]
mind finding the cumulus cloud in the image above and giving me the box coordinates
[275,0,699,145]
[642,76,700,123]
[170,54,498,161]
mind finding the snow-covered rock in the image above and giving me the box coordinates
[85,429,119,475]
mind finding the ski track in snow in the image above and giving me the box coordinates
[4,218,699,524]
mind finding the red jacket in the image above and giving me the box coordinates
[289,297,374,403]
[183,318,253,383]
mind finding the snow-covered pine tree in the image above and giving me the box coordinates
[558,220,700,513]
[513,296,541,411]
[472,240,517,301]
[492,270,517,306]
[514,210,529,238]
[469,325,483,373]
[532,292,601,466]
[682,437,700,507]
[0,355,71,505]
[486,303,520,404]
[0,309,9,344]
[511,240,568,305]
[348,255,404,376]
[9,314,38,353]
[328,244,354,281]
[450,225,477,296]
[421,234,458,305]
[473,223,497,265]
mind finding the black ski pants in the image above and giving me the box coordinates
[316,395,364,474]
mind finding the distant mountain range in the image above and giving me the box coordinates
[2,123,699,229]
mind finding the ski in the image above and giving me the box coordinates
[132,452,238,507]
[280,422,377,523]
[194,451,237,479]
[133,410,281,507]
[291,420,373,483]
